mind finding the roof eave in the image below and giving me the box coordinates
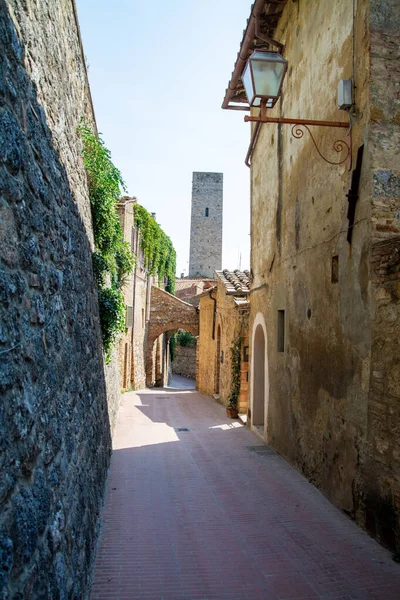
[221,0,287,111]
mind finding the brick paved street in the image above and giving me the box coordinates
[91,384,400,600]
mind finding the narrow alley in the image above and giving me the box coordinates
[90,382,400,600]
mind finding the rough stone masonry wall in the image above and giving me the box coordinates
[357,0,400,549]
[172,345,196,379]
[188,172,223,278]
[0,1,120,597]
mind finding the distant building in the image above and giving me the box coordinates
[197,270,250,415]
[117,198,170,390]
[175,278,215,307]
[188,172,223,278]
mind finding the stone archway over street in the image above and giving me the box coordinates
[146,286,199,386]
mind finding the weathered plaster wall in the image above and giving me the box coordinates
[172,345,197,379]
[0,1,120,597]
[250,0,362,496]
[188,172,223,278]
[249,0,400,547]
[197,294,216,395]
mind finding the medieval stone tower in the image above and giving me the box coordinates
[188,172,223,278]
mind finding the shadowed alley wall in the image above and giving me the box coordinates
[0,1,120,597]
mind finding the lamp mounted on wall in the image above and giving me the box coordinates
[243,49,351,168]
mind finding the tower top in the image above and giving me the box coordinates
[189,172,223,278]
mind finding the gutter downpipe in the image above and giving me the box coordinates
[245,121,262,168]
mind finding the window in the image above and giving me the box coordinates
[126,306,133,328]
[331,255,339,283]
[277,310,285,352]
[205,207,209,217]
[243,346,249,362]
[141,308,145,328]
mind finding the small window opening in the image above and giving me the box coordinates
[277,310,285,352]
[331,255,339,283]
[220,350,224,364]
[243,346,249,362]
[205,207,209,217]
[141,308,145,328]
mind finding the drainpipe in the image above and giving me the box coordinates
[245,121,262,168]
[209,289,217,340]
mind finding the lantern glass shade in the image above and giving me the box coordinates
[243,51,288,108]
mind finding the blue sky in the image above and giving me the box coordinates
[76,0,252,276]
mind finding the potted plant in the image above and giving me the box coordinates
[226,336,241,419]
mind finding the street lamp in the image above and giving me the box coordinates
[242,50,288,109]
[242,50,351,168]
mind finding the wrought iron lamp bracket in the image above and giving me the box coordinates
[244,101,351,167]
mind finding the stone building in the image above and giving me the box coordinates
[223,0,400,549]
[117,197,135,390]
[0,0,120,597]
[188,172,223,278]
[146,285,199,387]
[197,270,250,415]
[117,198,174,390]
[175,277,215,307]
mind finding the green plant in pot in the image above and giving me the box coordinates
[227,335,241,418]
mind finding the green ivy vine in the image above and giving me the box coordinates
[78,122,135,362]
[228,335,242,410]
[134,204,176,294]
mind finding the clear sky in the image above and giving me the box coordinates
[76,0,252,276]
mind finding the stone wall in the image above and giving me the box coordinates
[246,0,400,548]
[172,345,196,379]
[356,0,400,548]
[0,1,120,597]
[188,172,223,278]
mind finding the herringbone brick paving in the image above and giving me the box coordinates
[91,379,400,600]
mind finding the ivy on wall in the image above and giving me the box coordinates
[134,204,176,294]
[78,122,135,362]
[228,335,242,410]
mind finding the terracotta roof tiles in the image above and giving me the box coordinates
[216,269,251,295]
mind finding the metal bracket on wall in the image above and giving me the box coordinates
[244,100,351,168]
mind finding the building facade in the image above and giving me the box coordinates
[223,0,400,549]
[117,198,172,390]
[188,172,223,278]
[197,270,250,415]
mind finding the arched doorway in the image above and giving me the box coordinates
[253,323,265,431]
[215,325,221,395]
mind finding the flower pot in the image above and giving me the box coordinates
[226,407,238,419]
